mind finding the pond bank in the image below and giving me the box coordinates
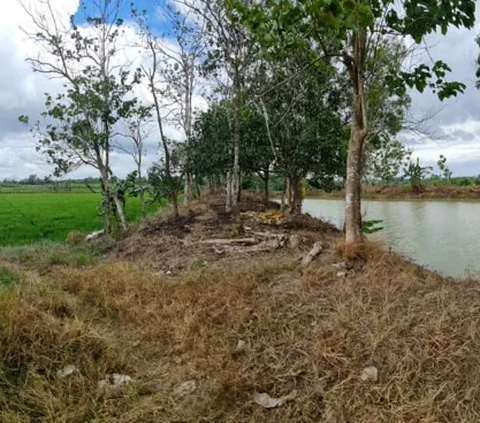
[1,195,480,422]
[315,184,480,201]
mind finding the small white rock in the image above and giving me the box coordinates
[85,229,105,242]
[57,365,78,378]
[173,380,197,398]
[253,390,297,409]
[332,262,346,269]
[361,366,378,382]
[233,339,246,354]
[98,374,132,390]
[336,271,347,278]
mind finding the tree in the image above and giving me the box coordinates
[148,142,183,209]
[365,138,411,186]
[180,0,256,212]
[152,3,206,206]
[236,0,476,244]
[240,105,274,205]
[117,104,153,220]
[190,103,231,192]
[250,51,346,215]
[133,11,181,218]
[437,154,452,183]
[404,156,433,193]
[19,0,138,232]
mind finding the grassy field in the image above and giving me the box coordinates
[0,193,159,246]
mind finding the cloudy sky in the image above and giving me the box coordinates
[1,1,480,180]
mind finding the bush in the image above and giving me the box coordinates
[67,230,85,245]
[0,267,19,291]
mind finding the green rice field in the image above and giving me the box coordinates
[0,193,159,246]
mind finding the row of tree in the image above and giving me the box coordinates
[18,0,477,244]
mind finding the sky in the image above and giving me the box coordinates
[1,1,480,180]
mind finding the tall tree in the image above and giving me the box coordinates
[154,3,206,206]
[236,0,476,244]
[117,104,153,220]
[19,0,138,232]
[133,10,180,218]
[180,0,255,212]
[250,51,346,214]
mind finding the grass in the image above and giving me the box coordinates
[0,266,20,292]
[0,193,160,246]
[3,245,480,422]
[3,196,480,422]
[0,240,101,272]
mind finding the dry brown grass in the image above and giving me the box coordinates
[3,198,480,422]
[3,247,480,422]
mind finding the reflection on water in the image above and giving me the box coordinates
[303,198,480,278]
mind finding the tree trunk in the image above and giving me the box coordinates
[280,176,286,211]
[195,177,201,198]
[344,29,368,245]
[184,172,192,207]
[226,171,233,212]
[112,193,128,231]
[345,129,365,244]
[236,172,242,203]
[172,191,179,218]
[286,177,293,208]
[290,177,302,216]
[227,68,241,212]
[148,43,179,219]
[138,163,146,221]
[100,168,111,234]
[140,189,147,221]
[263,170,270,205]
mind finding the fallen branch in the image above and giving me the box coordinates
[301,242,323,267]
[252,231,286,239]
[211,238,285,255]
[201,238,257,246]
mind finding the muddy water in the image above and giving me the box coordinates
[303,198,480,278]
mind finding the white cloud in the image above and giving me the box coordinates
[4,1,480,180]
[0,0,210,181]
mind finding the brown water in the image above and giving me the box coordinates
[303,198,480,278]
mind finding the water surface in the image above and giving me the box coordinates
[303,198,480,278]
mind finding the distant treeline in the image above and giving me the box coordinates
[0,175,102,193]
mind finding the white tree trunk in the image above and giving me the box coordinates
[226,171,233,213]
[184,172,193,207]
[112,194,128,231]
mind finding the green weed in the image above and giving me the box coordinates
[0,241,100,271]
[0,267,20,291]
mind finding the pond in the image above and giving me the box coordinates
[303,198,480,278]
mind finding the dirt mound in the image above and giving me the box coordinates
[284,213,338,233]
[140,212,197,238]
[113,196,337,273]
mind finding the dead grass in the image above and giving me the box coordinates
[3,198,480,421]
